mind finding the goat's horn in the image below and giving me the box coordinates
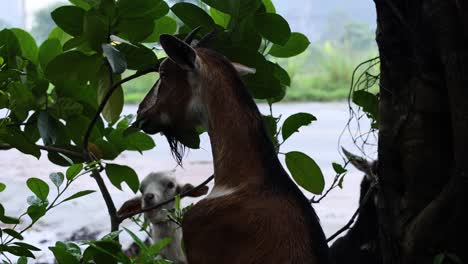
[196,28,218,48]
[184,26,202,45]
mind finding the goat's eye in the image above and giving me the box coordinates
[167,182,175,189]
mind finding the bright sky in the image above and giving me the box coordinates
[25,0,65,28]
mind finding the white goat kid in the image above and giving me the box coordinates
[118,171,209,264]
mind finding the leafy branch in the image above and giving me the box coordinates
[1,165,92,258]
[117,175,214,222]
[81,66,157,232]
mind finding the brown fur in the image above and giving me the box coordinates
[136,36,329,263]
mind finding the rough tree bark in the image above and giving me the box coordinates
[373,0,468,263]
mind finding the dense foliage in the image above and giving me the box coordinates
[0,0,380,263]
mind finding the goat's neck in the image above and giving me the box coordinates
[199,77,280,189]
[152,221,185,261]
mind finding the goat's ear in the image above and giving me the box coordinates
[160,34,197,71]
[179,184,209,197]
[232,62,256,76]
[117,196,142,217]
[342,147,373,175]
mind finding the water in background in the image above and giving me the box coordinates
[0,102,376,262]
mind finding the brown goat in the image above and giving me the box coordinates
[134,32,330,264]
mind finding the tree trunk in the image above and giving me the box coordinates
[374,0,468,263]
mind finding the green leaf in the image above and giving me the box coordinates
[261,0,276,13]
[285,151,325,195]
[27,195,43,206]
[27,204,47,222]
[269,32,310,58]
[282,113,317,141]
[201,0,261,20]
[82,240,123,263]
[101,231,122,241]
[49,172,65,189]
[62,190,96,202]
[66,164,83,180]
[69,0,95,10]
[6,82,35,121]
[0,205,20,224]
[83,11,109,52]
[17,256,28,264]
[0,127,41,159]
[117,0,169,19]
[272,62,290,86]
[0,215,20,224]
[147,238,172,257]
[262,115,279,149]
[171,3,215,30]
[254,13,290,45]
[13,242,41,251]
[332,162,347,174]
[102,44,127,74]
[51,6,86,37]
[123,228,147,251]
[177,130,201,149]
[3,229,23,240]
[105,164,139,193]
[37,111,60,145]
[434,254,445,264]
[0,245,34,258]
[10,28,38,63]
[0,182,5,192]
[0,29,21,63]
[49,97,84,120]
[338,175,345,189]
[222,47,281,99]
[96,68,124,124]
[116,17,155,43]
[39,39,62,70]
[352,90,379,125]
[210,8,230,28]
[115,43,158,70]
[26,178,49,201]
[48,27,73,45]
[125,132,156,152]
[45,51,102,85]
[49,244,80,264]
[143,16,177,43]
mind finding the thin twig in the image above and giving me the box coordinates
[37,145,84,158]
[311,160,350,204]
[117,175,215,222]
[326,183,377,242]
[80,66,157,232]
[82,68,156,154]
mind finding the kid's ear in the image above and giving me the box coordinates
[160,34,197,71]
[117,196,142,217]
[231,62,256,76]
[342,147,373,176]
[179,184,210,197]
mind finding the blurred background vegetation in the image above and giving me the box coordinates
[16,1,379,103]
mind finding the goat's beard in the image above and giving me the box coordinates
[164,131,186,166]
[163,128,201,166]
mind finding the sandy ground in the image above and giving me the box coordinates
[0,102,376,262]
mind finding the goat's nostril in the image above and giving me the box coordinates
[144,193,154,201]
